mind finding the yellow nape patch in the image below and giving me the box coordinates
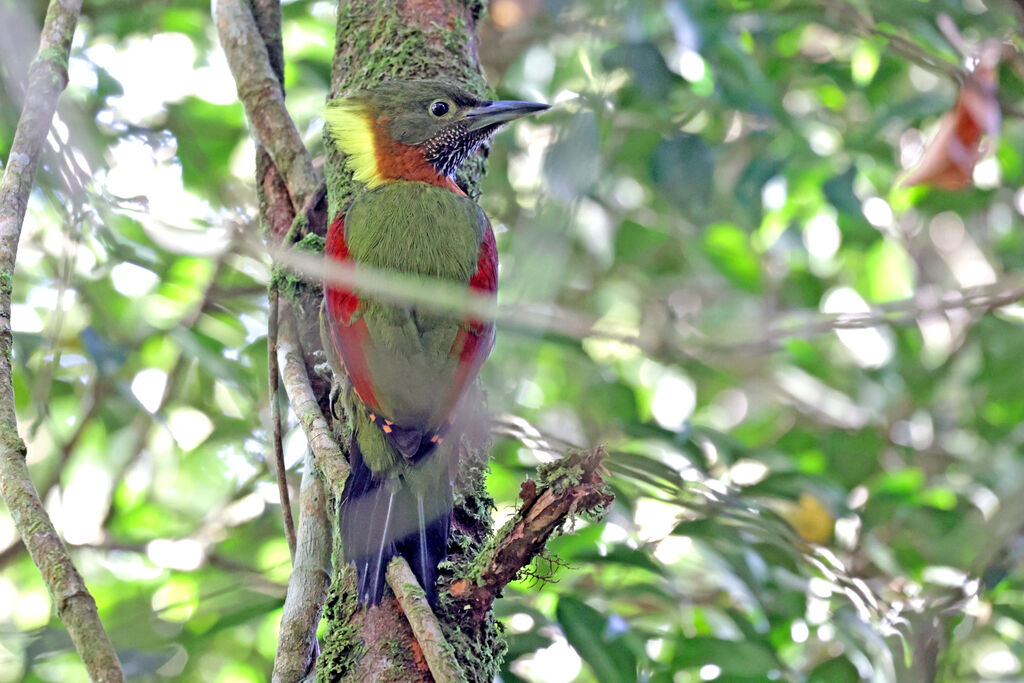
[323,100,384,188]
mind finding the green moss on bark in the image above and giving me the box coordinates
[34,44,69,73]
[316,565,365,682]
[274,232,326,305]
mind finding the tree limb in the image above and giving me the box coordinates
[387,557,468,683]
[0,0,124,681]
[273,450,333,683]
[449,447,612,615]
[215,1,335,676]
[249,0,297,561]
[214,0,321,210]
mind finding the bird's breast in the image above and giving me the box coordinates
[344,181,484,282]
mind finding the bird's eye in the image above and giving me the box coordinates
[430,100,450,117]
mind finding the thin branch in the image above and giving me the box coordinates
[81,537,287,596]
[251,0,286,87]
[449,447,612,614]
[245,239,1024,362]
[387,557,467,683]
[828,2,964,83]
[269,287,297,558]
[0,537,24,569]
[713,275,1024,355]
[827,2,1024,120]
[0,0,124,680]
[273,450,332,683]
[272,313,341,680]
[214,0,321,209]
[277,312,349,493]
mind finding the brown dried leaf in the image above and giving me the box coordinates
[901,43,1001,190]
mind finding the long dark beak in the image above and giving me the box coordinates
[465,99,550,131]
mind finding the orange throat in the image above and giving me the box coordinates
[372,120,465,195]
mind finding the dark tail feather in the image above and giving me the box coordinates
[339,439,396,605]
[339,437,452,606]
[395,502,450,607]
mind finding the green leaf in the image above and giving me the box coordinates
[602,42,682,99]
[556,597,637,683]
[861,239,914,302]
[650,134,713,214]
[671,637,778,676]
[808,655,860,683]
[702,222,761,292]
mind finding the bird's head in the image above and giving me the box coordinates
[324,80,549,190]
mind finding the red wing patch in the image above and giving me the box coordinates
[465,224,497,333]
[442,225,498,416]
[324,213,380,411]
[469,226,498,294]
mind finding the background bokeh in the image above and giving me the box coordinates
[2,0,1024,681]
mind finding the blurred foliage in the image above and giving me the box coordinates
[2,0,1024,681]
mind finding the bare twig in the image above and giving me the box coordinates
[277,313,349,493]
[272,450,332,683]
[244,239,1024,361]
[214,0,321,209]
[449,447,612,616]
[0,0,124,680]
[387,557,468,683]
[80,537,287,596]
[827,2,1024,119]
[238,240,667,356]
[269,288,297,558]
[0,537,24,569]
[829,2,964,84]
[714,275,1024,354]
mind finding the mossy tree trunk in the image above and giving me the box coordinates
[314,2,504,681]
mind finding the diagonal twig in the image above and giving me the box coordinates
[449,447,612,625]
[214,0,321,210]
[243,238,1024,363]
[387,557,468,683]
[269,287,297,558]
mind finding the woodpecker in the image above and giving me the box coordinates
[321,80,547,605]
